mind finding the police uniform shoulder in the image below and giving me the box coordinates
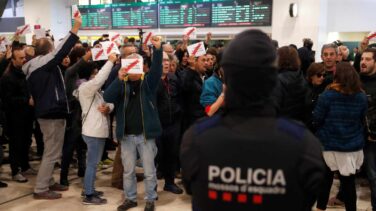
[194,115,222,135]
[276,118,307,141]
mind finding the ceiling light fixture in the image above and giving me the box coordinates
[289,3,298,17]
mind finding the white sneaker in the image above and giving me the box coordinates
[12,173,28,183]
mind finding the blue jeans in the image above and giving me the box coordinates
[121,134,157,201]
[365,142,376,211]
[82,135,106,196]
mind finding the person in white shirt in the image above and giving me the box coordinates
[74,52,117,205]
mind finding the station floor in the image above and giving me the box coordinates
[0,150,373,211]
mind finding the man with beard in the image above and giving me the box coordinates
[360,48,376,211]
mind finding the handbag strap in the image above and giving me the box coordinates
[81,94,96,125]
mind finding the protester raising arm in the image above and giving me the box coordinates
[23,16,82,77]
[79,53,117,97]
[145,36,163,92]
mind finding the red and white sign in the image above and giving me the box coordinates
[72,5,81,18]
[187,41,206,57]
[34,28,46,39]
[0,36,7,52]
[101,41,121,55]
[109,32,121,43]
[5,37,11,45]
[0,43,6,52]
[1,37,11,46]
[91,47,107,61]
[368,31,376,42]
[184,27,197,39]
[121,57,144,74]
[144,31,154,45]
[16,24,31,36]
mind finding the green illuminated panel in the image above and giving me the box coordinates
[77,5,112,30]
[112,2,158,29]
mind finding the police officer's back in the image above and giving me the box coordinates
[180,30,325,211]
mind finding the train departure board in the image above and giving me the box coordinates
[78,5,112,30]
[250,0,272,26]
[211,0,272,27]
[159,0,211,28]
[112,2,158,29]
[72,0,273,30]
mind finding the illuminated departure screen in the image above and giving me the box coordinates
[72,0,272,30]
[78,5,112,30]
[211,0,272,27]
[112,2,158,29]
[250,0,272,26]
[159,0,211,28]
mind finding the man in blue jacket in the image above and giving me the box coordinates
[23,17,82,200]
[104,36,162,211]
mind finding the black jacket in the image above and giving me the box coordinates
[273,69,311,124]
[64,58,89,132]
[298,47,315,75]
[23,32,79,119]
[65,58,88,109]
[180,107,325,211]
[156,73,181,126]
[0,58,10,78]
[306,83,326,132]
[0,63,31,113]
[353,53,362,72]
[104,62,121,89]
[361,73,376,139]
[179,68,205,126]
[322,65,335,88]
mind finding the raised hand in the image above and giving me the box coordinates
[142,44,151,57]
[13,32,20,42]
[206,32,212,40]
[71,16,82,35]
[118,68,127,81]
[150,36,161,50]
[183,35,189,44]
[108,53,117,63]
[360,36,370,52]
[5,46,12,60]
[205,32,212,45]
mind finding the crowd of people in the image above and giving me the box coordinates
[0,15,376,211]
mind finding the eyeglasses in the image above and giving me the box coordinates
[316,73,326,78]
